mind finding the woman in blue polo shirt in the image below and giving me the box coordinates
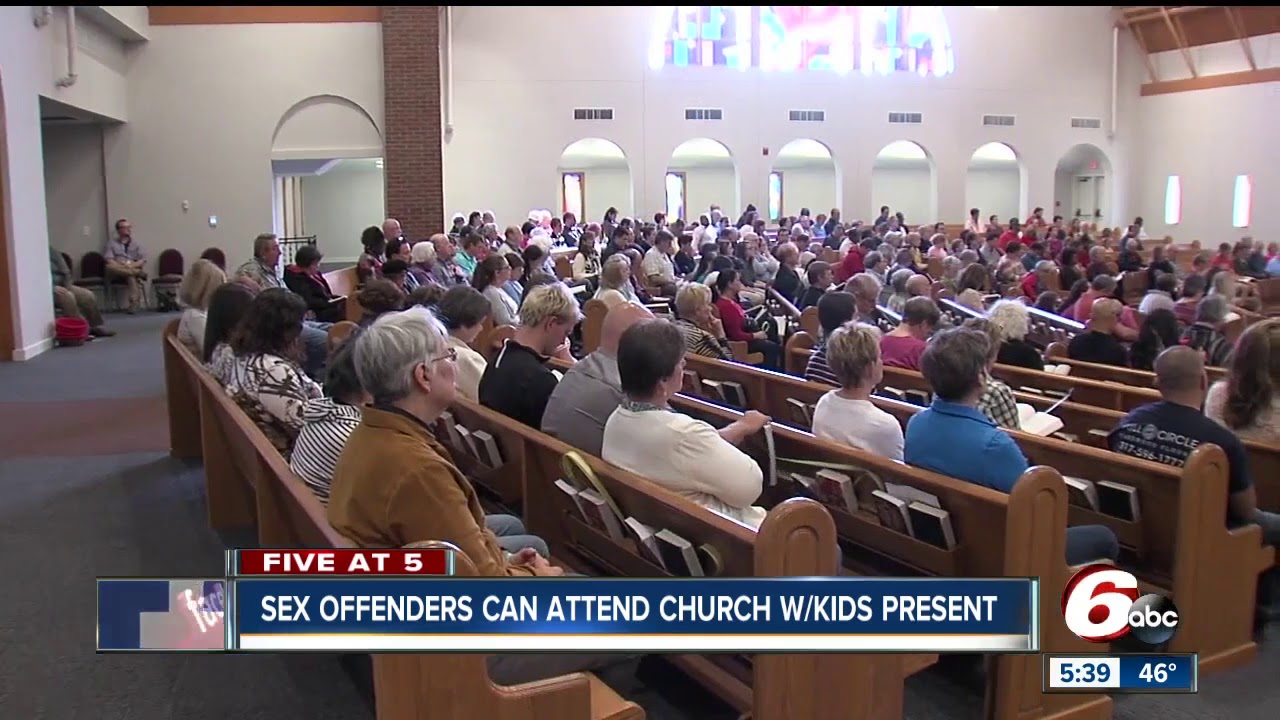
[904,327,1119,566]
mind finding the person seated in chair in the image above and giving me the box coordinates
[283,245,345,324]
[104,218,148,313]
[50,247,113,338]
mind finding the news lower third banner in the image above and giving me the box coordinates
[99,577,1038,653]
[239,577,1037,653]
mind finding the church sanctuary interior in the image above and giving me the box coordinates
[5,4,1280,719]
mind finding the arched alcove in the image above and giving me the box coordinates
[1054,143,1113,225]
[271,94,382,158]
[871,140,936,223]
[667,138,738,221]
[771,139,838,221]
[556,138,632,223]
[964,142,1023,223]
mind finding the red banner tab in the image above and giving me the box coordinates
[237,549,451,576]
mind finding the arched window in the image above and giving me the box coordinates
[1232,175,1252,228]
[1163,176,1181,226]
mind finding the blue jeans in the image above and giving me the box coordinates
[1066,525,1120,566]
[485,514,549,558]
[301,321,331,380]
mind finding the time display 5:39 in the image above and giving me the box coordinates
[1048,657,1121,689]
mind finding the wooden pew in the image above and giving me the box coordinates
[579,298,753,362]
[786,330,1163,413]
[1043,344,1228,385]
[663,394,1111,720]
[322,266,365,323]
[680,349,1273,673]
[164,323,643,720]
[163,320,203,460]
[441,397,920,720]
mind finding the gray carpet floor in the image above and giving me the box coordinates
[1,311,1277,718]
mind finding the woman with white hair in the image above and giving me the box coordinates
[593,254,639,309]
[988,300,1045,371]
[407,241,439,289]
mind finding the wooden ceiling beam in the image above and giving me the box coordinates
[1222,6,1258,71]
[1120,6,1211,25]
[1161,7,1198,77]
[1129,22,1160,82]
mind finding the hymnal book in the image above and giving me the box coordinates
[654,529,706,577]
[1042,364,1073,376]
[577,489,626,541]
[904,389,931,407]
[880,387,907,402]
[623,517,664,568]
[815,469,858,513]
[681,370,703,394]
[785,398,814,427]
[872,490,914,536]
[439,411,463,450]
[1096,481,1141,522]
[885,482,940,509]
[470,429,503,468]
[455,425,480,460]
[702,379,747,408]
[907,503,957,550]
[1063,476,1100,511]
[851,469,887,508]
[1017,404,1065,437]
[554,479,586,522]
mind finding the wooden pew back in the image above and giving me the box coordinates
[164,323,644,720]
[687,347,1273,672]
[440,397,915,720]
[322,266,365,322]
[664,394,1110,720]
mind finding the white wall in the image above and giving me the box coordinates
[103,23,384,273]
[774,166,838,218]
[298,160,385,256]
[871,167,934,225]
[1132,34,1279,243]
[0,6,135,359]
[42,124,109,260]
[443,6,1145,227]
[964,167,1020,221]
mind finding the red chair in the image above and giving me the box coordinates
[153,249,185,310]
[200,247,226,271]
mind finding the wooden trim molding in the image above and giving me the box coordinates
[1141,67,1280,96]
[147,6,381,26]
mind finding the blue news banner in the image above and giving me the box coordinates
[227,577,1038,653]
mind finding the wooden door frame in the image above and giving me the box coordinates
[0,68,16,361]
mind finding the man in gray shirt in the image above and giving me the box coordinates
[541,302,652,455]
[104,218,147,312]
[234,232,331,380]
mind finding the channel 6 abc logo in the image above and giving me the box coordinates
[1061,564,1179,644]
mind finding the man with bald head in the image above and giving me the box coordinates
[1067,298,1128,367]
[381,218,402,246]
[429,233,468,286]
[541,302,655,455]
[1109,346,1280,545]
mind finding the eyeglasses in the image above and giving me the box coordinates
[429,347,458,365]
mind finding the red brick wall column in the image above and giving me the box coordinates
[381,6,444,239]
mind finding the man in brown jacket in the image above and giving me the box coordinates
[328,307,638,686]
[327,308,552,578]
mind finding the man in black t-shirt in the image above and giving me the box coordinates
[1068,298,1128,367]
[479,284,581,429]
[1108,346,1280,544]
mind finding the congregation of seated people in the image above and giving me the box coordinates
[185,202,1280,702]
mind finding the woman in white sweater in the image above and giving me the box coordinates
[434,285,492,402]
[602,318,771,528]
[176,259,226,356]
[472,254,520,327]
